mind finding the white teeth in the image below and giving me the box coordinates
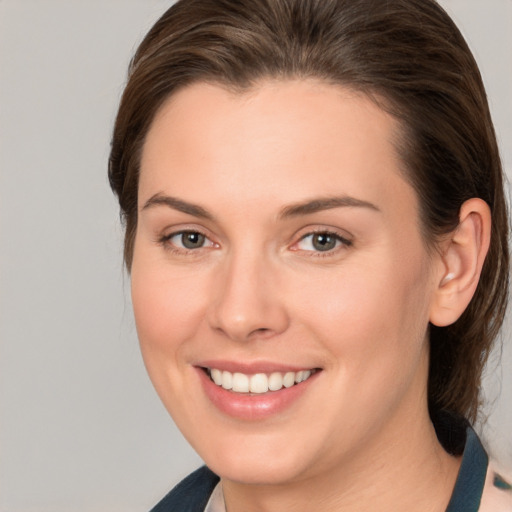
[283,372,295,388]
[298,370,311,383]
[249,373,268,393]
[211,368,223,385]
[232,372,249,392]
[221,371,233,390]
[208,368,315,393]
[268,372,283,391]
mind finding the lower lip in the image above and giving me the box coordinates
[197,368,320,421]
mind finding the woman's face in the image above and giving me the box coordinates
[132,80,442,485]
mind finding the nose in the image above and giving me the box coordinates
[208,251,290,342]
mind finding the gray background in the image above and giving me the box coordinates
[0,1,510,511]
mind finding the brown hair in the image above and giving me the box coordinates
[109,0,509,424]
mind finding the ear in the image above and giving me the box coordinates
[429,198,491,327]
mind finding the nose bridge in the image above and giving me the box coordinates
[209,244,288,341]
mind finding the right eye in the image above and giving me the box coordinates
[161,230,215,251]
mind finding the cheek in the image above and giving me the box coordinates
[130,262,214,423]
[130,262,209,360]
[294,248,432,368]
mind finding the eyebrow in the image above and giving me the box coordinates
[141,193,380,220]
[141,194,215,220]
[279,196,380,218]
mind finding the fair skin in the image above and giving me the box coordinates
[132,80,490,512]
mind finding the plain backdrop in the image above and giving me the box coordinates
[0,1,510,511]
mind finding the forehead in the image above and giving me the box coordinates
[144,79,401,155]
[139,79,417,226]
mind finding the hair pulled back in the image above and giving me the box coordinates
[109,0,509,424]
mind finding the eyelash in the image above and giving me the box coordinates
[157,229,352,257]
[158,230,216,255]
[293,230,352,257]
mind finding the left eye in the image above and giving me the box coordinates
[296,232,349,252]
[166,231,214,250]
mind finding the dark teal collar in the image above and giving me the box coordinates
[445,426,488,512]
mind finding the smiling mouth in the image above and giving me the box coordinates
[205,368,319,394]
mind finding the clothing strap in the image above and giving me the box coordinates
[445,427,489,512]
[150,466,220,512]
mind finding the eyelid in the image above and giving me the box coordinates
[169,231,215,247]
[290,227,353,254]
[157,226,219,253]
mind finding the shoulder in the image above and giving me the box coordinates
[149,466,220,512]
[479,462,512,512]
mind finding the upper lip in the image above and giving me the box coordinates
[196,360,320,374]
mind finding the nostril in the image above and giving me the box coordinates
[247,327,273,339]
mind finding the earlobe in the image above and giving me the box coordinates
[429,198,491,327]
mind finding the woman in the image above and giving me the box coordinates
[109,0,511,510]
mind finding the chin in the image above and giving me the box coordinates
[194,432,317,485]
[207,455,307,485]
